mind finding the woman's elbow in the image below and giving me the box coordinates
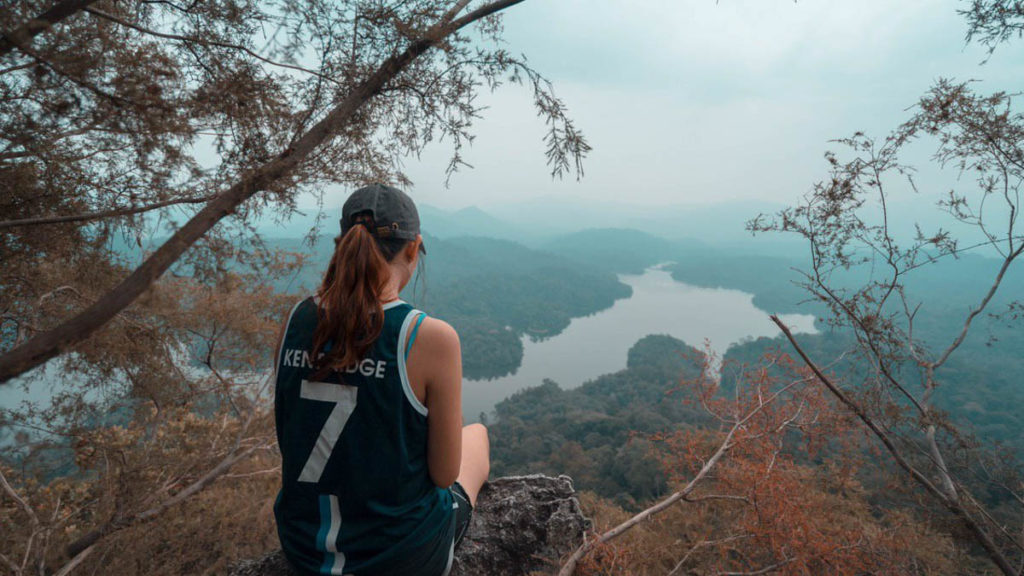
[428,448,460,488]
[430,466,459,488]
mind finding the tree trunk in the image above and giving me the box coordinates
[0,0,526,384]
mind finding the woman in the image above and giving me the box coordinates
[273,183,490,576]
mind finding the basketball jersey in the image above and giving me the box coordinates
[274,297,456,576]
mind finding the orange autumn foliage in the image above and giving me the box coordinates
[576,347,957,576]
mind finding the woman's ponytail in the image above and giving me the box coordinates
[310,222,391,380]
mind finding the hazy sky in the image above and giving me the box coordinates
[312,0,1024,212]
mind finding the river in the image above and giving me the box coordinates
[1,266,817,432]
[462,266,817,421]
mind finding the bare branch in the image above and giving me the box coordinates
[52,544,95,576]
[667,535,752,576]
[771,315,1019,576]
[136,441,271,522]
[961,1,1024,58]
[0,195,216,231]
[82,7,342,86]
[64,439,273,558]
[0,550,18,576]
[933,242,1024,367]
[0,0,101,59]
[558,426,736,576]
[558,378,800,576]
[0,467,40,529]
[718,556,795,576]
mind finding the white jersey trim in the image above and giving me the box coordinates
[440,539,455,576]
[323,494,347,575]
[397,308,429,417]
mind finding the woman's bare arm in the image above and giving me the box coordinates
[411,316,463,488]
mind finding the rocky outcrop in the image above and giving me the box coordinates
[229,474,588,576]
[448,474,588,575]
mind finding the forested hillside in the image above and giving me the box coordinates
[539,226,1024,451]
[263,233,631,379]
[490,335,705,507]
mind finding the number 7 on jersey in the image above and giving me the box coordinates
[298,380,358,483]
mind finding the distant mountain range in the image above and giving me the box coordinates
[418,205,525,241]
[539,228,710,274]
[252,203,525,243]
[262,197,807,257]
[484,195,788,244]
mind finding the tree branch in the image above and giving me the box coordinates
[558,425,736,576]
[0,0,101,59]
[667,534,752,576]
[0,550,18,576]
[52,544,94,576]
[0,195,216,230]
[933,242,1024,368]
[770,314,1019,576]
[82,7,342,86]
[0,0,527,384]
[64,440,271,558]
[718,557,795,576]
[0,467,40,529]
[557,377,799,576]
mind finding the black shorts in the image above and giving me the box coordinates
[428,482,473,576]
[285,485,473,576]
[450,481,473,549]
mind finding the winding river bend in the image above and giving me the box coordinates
[1,266,818,432]
[462,266,817,420]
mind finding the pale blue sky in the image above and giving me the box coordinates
[316,0,1024,212]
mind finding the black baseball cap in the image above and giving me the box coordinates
[341,183,425,254]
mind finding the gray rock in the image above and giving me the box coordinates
[228,474,588,576]
[449,474,588,576]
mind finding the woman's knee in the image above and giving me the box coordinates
[463,424,490,468]
[464,423,489,445]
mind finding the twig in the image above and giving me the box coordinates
[218,466,280,480]
[933,243,1024,368]
[82,7,341,86]
[0,0,101,58]
[0,195,216,231]
[718,556,795,575]
[0,550,18,575]
[667,534,751,576]
[0,467,40,529]
[52,544,95,576]
[64,439,273,557]
[558,378,799,576]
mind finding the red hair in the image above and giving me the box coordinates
[309,218,407,380]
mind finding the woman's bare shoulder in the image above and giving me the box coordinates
[414,315,460,351]
[407,315,461,395]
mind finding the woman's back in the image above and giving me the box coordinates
[274,297,455,575]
